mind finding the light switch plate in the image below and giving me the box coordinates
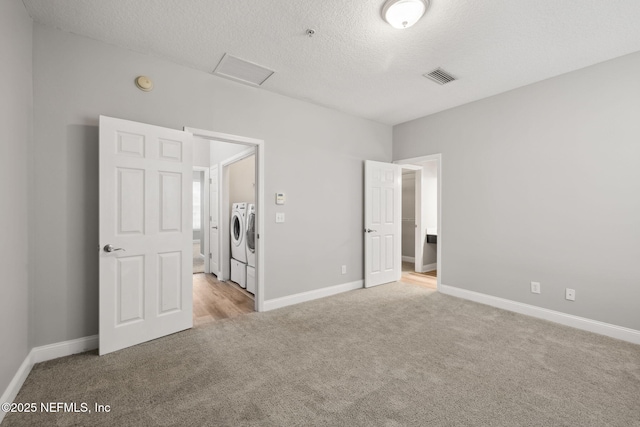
[275,212,285,223]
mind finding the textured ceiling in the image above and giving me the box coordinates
[22,0,640,125]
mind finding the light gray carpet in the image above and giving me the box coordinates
[4,282,640,426]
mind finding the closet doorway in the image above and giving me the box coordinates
[397,155,441,290]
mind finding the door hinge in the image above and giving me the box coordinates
[209,253,212,259]
[257,234,260,239]
[209,178,212,184]
[209,215,212,221]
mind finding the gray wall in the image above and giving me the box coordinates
[192,138,210,167]
[393,52,640,330]
[401,173,415,258]
[192,171,204,242]
[31,24,392,347]
[0,0,32,397]
[422,161,437,268]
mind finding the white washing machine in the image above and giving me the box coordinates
[245,204,256,294]
[230,202,247,287]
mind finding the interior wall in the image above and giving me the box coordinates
[210,140,249,166]
[393,51,640,330]
[192,171,203,242]
[422,160,438,268]
[30,24,392,347]
[229,154,256,209]
[192,137,210,167]
[0,0,32,397]
[401,173,415,258]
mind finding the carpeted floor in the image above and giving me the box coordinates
[3,282,640,426]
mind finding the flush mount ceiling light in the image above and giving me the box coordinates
[381,0,429,29]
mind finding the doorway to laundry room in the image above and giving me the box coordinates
[191,136,259,328]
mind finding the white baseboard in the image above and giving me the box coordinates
[422,263,437,272]
[31,335,98,364]
[0,335,99,423]
[263,280,363,312]
[0,353,33,424]
[402,256,415,263]
[440,284,640,345]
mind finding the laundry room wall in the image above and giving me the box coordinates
[30,24,392,347]
[229,155,256,208]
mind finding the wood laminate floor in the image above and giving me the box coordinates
[193,273,254,327]
[401,261,437,289]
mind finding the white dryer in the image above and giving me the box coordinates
[245,204,256,294]
[230,202,247,287]
[246,204,256,268]
[230,202,247,263]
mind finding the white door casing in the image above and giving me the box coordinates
[364,160,401,287]
[209,164,219,275]
[99,116,193,355]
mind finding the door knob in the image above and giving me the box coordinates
[212,226,218,229]
[104,244,125,252]
[364,228,377,233]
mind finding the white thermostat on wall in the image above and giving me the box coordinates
[276,192,285,205]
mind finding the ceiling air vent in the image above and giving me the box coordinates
[424,68,456,85]
[213,53,275,86]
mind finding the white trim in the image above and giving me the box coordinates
[31,335,98,363]
[184,127,265,312]
[422,263,437,272]
[263,280,363,312]
[0,354,32,424]
[0,335,99,424]
[402,256,415,263]
[439,284,640,345]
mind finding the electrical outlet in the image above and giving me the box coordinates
[341,265,347,275]
[275,212,285,223]
[531,282,541,294]
[565,288,576,301]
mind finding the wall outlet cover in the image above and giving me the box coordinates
[565,288,576,301]
[531,282,541,294]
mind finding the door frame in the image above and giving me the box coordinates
[394,154,442,291]
[185,127,265,312]
[192,166,210,274]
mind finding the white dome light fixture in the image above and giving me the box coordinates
[381,0,429,29]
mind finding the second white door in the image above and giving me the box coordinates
[364,160,401,287]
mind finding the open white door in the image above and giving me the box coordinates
[209,164,219,275]
[99,116,193,355]
[364,160,401,287]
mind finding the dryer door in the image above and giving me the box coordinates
[246,212,255,253]
[232,213,242,246]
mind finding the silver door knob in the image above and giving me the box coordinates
[104,244,125,252]
[364,228,377,233]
